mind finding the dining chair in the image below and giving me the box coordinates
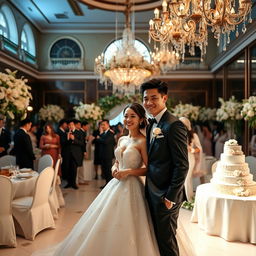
[37,154,53,173]
[0,155,16,168]
[245,156,256,180]
[49,158,61,219]
[0,175,17,247]
[12,167,55,240]
[211,160,219,174]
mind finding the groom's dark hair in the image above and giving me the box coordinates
[140,79,168,95]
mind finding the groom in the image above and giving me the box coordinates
[141,79,189,256]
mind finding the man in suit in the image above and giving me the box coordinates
[0,116,11,157]
[57,119,68,179]
[64,119,84,189]
[95,119,115,188]
[141,79,189,256]
[13,118,35,169]
[77,120,90,185]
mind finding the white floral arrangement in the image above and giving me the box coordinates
[198,107,216,122]
[39,104,64,122]
[241,96,256,128]
[171,103,200,121]
[216,96,243,121]
[74,102,103,122]
[0,69,32,119]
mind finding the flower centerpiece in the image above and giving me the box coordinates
[171,103,200,121]
[0,69,32,119]
[198,107,217,122]
[241,96,256,128]
[39,104,65,122]
[74,102,103,127]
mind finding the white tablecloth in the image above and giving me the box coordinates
[191,183,256,244]
[11,172,38,199]
[77,159,94,183]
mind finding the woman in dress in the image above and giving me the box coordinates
[33,103,160,256]
[39,123,60,167]
[180,117,206,202]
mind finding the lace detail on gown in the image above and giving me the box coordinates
[32,146,160,256]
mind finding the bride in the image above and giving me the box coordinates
[33,102,160,256]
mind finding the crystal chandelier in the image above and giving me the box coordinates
[149,0,252,54]
[95,1,157,94]
[149,0,209,61]
[151,43,180,73]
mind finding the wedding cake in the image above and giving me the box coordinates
[211,139,256,196]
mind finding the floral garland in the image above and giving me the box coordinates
[198,107,216,122]
[0,69,32,119]
[74,102,104,124]
[241,96,256,128]
[98,94,142,116]
[39,104,65,122]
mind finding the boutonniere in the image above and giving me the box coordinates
[152,127,164,138]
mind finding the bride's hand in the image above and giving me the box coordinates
[114,170,129,180]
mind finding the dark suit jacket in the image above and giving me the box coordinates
[80,129,87,153]
[57,128,68,157]
[0,128,11,157]
[97,130,115,162]
[66,129,84,166]
[13,128,35,169]
[146,110,189,203]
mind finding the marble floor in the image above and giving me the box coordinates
[0,179,255,256]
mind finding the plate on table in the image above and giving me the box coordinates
[16,173,33,179]
[19,168,33,173]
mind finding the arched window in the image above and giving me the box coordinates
[49,38,83,70]
[21,24,36,56]
[0,4,18,44]
[104,38,151,64]
[0,11,8,38]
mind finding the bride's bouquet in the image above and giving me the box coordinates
[39,104,65,122]
[0,69,32,119]
[241,96,256,128]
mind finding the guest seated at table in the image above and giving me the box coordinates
[39,123,60,167]
[180,117,206,202]
[13,118,35,169]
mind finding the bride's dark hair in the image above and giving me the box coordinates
[123,103,147,129]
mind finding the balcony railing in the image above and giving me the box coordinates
[48,58,84,70]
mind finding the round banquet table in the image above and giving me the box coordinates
[191,183,256,244]
[10,171,38,199]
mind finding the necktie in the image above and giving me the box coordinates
[148,118,157,125]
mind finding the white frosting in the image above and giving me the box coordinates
[220,154,245,164]
[212,173,254,185]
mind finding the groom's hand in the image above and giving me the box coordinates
[164,198,173,210]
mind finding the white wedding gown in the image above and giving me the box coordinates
[33,146,160,256]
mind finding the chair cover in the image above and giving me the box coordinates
[37,154,53,173]
[245,156,256,180]
[49,159,60,219]
[0,175,17,247]
[0,155,16,168]
[12,167,55,240]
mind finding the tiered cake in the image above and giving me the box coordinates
[211,139,256,196]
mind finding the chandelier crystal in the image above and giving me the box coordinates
[151,43,180,73]
[95,1,157,94]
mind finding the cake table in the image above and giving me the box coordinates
[191,183,256,244]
